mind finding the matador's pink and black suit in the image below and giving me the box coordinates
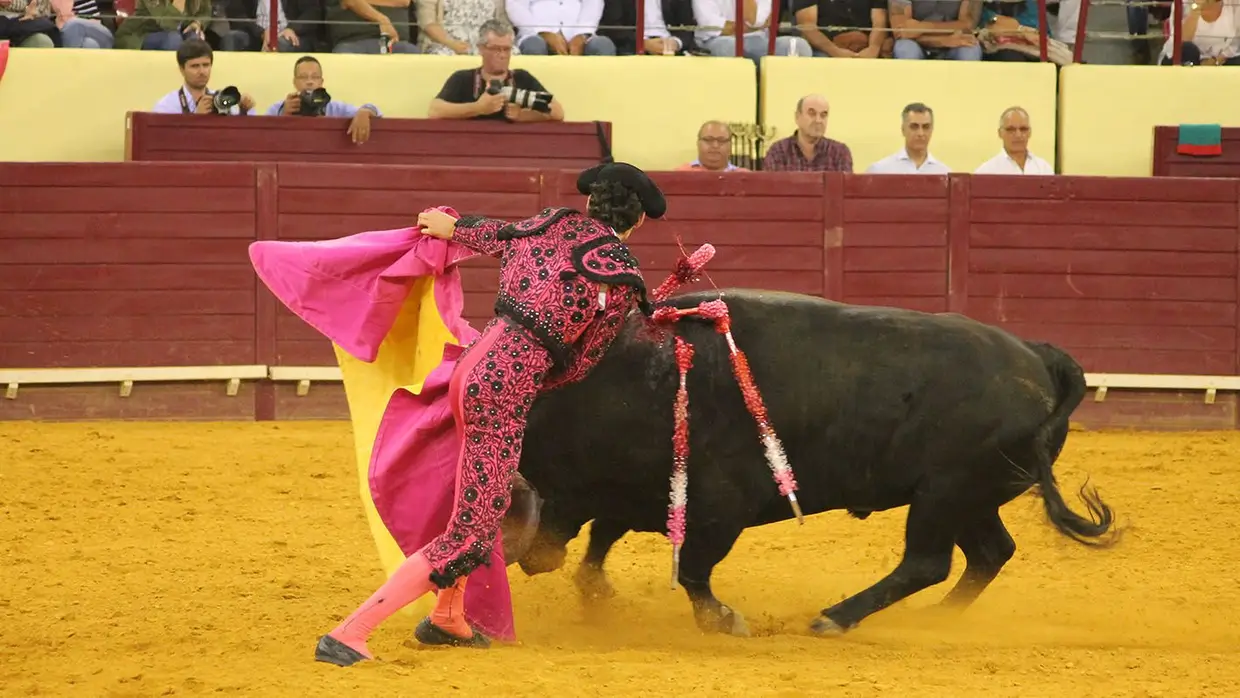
[316,162,667,666]
[421,204,657,583]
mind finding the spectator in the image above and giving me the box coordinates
[1126,0,1171,65]
[677,120,749,171]
[206,0,259,50]
[53,0,115,48]
[865,102,950,173]
[794,0,891,58]
[428,19,565,121]
[1158,0,1239,65]
[888,0,982,61]
[506,0,615,54]
[763,93,853,172]
[114,0,211,50]
[979,0,1052,62]
[257,0,325,51]
[599,0,698,55]
[150,39,257,114]
[692,0,812,58]
[266,56,381,144]
[0,0,59,47]
[326,0,419,53]
[417,0,512,54]
[1051,0,1080,55]
[974,106,1053,175]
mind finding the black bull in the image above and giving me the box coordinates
[497,288,1116,637]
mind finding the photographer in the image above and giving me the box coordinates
[428,19,564,123]
[264,56,383,145]
[150,39,258,115]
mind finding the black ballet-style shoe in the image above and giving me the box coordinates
[413,617,492,649]
[314,634,370,666]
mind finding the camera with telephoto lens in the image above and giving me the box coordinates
[210,86,242,115]
[297,87,332,116]
[486,79,553,114]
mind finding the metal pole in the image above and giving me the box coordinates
[1072,0,1090,63]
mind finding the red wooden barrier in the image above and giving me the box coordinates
[1152,126,1240,178]
[3,163,1238,429]
[126,112,612,170]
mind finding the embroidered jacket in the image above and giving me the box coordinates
[451,207,651,382]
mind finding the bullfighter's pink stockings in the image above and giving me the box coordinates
[316,318,549,665]
[322,551,436,661]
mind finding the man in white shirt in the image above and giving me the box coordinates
[506,0,617,55]
[866,102,950,174]
[598,0,698,54]
[150,40,257,116]
[974,106,1054,175]
[692,0,812,58]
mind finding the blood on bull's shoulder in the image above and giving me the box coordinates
[509,288,1117,639]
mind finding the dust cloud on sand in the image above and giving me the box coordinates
[2,422,1237,697]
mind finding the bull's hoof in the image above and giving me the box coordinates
[696,604,750,637]
[809,614,847,637]
[574,565,616,603]
[314,635,370,667]
[413,618,491,650]
[724,607,751,638]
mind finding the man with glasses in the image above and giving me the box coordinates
[677,120,748,171]
[428,19,565,122]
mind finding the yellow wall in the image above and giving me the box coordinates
[1057,64,1240,176]
[6,48,1240,177]
[759,56,1059,173]
[0,49,756,171]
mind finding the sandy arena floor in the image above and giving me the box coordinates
[2,421,1238,697]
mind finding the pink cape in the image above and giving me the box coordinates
[248,222,519,643]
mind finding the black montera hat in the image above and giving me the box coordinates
[576,162,666,219]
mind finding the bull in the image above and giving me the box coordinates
[504,288,1116,637]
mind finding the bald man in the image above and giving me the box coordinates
[678,121,748,171]
[762,94,853,172]
[974,106,1053,175]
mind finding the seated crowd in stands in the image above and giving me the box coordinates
[3,0,1226,66]
[680,95,1052,175]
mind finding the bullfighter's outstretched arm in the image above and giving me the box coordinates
[449,215,508,258]
[543,284,640,390]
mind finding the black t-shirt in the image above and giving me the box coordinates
[792,0,886,38]
[434,68,549,121]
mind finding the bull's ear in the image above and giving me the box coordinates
[500,476,543,565]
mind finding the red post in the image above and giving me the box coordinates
[768,0,780,55]
[636,0,645,54]
[1036,0,1048,61]
[1172,0,1183,65]
[268,0,279,50]
[735,0,744,56]
[1073,0,1090,63]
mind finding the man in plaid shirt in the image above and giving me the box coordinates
[763,93,854,172]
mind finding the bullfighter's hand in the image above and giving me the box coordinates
[417,209,457,239]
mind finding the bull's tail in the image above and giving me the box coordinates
[1023,341,1118,548]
